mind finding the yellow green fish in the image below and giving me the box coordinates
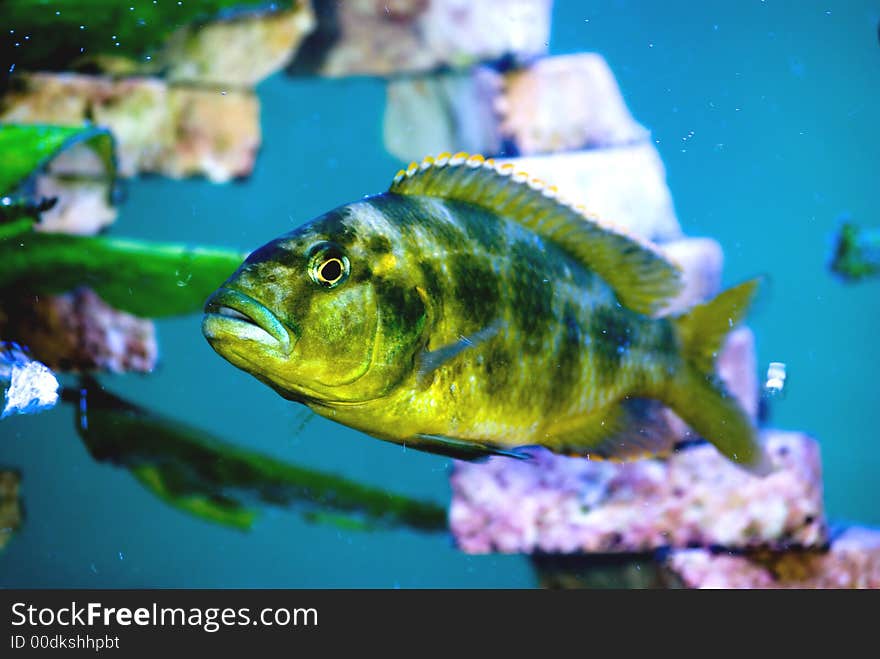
[203,153,763,469]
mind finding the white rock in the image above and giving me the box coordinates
[0,348,59,419]
[498,145,682,242]
[658,238,724,315]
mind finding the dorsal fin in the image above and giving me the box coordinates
[388,152,682,315]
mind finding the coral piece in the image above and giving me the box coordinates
[290,0,551,77]
[0,288,157,374]
[0,470,21,552]
[667,526,880,588]
[162,4,316,86]
[0,73,260,182]
[497,146,682,242]
[449,430,825,554]
[496,53,649,155]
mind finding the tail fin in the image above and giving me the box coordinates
[662,280,769,472]
[673,279,758,374]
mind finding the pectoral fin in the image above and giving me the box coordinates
[413,433,531,462]
[541,397,677,461]
[416,320,502,385]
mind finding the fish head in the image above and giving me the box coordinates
[202,203,428,406]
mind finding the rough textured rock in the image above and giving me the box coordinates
[0,288,157,374]
[162,87,261,183]
[163,4,316,86]
[290,0,551,77]
[384,53,649,162]
[0,470,21,552]
[0,73,259,182]
[450,430,825,555]
[532,526,880,588]
[497,146,682,242]
[667,526,880,588]
[496,53,649,155]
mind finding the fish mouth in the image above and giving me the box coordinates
[203,287,292,355]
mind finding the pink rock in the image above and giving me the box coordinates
[384,53,649,162]
[163,87,260,183]
[496,53,649,155]
[449,430,826,554]
[290,0,551,77]
[668,526,880,589]
[0,288,158,374]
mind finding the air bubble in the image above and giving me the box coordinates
[763,361,787,397]
[175,270,193,287]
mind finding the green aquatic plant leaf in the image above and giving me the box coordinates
[0,0,299,76]
[0,227,246,317]
[0,123,115,197]
[0,123,237,317]
[830,222,880,282]
[0,218,36,241]
[65,382,448,533]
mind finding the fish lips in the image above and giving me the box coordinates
[202,287,293,355]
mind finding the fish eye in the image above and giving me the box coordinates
[308,243,350,288]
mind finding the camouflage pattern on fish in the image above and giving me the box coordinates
[203,153,764,469]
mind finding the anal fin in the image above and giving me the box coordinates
[413,433,531,462]
[542,398,677,461]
